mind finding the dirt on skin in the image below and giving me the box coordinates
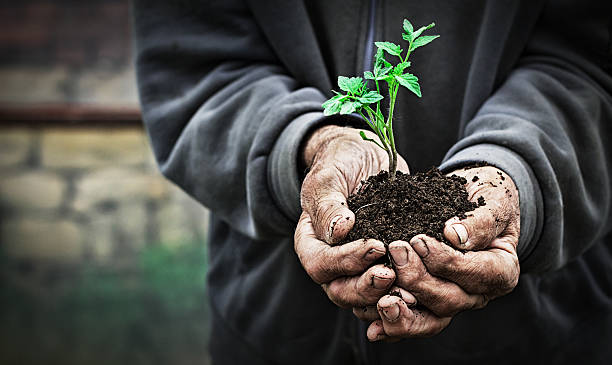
[343,168,485,246]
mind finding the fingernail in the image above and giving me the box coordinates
[372,275,392,289]
[410,238,429,258]
[390,246,409,266]
[382,304,400,322]
[364,248,385,261]
[451,224,468,245]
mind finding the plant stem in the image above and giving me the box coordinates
[387,82,399,180]
[360,108,394,169]
[385,42,414,180]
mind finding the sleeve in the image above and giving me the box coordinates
[132,0,345,240]
[439,1,612,273]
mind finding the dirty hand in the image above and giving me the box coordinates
[365,165,521,341]
[294,125,408,308]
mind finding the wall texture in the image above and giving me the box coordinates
[0,126,209,265]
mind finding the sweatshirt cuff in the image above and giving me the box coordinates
[439,144,543,262]
[268,112,365,223]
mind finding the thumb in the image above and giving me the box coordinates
[443,202,505,250]
[308,191,355,244]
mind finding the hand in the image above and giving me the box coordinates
[366,165,521,341]
[295,125,409,308]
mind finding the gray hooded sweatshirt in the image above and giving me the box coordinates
[133,0,612,363]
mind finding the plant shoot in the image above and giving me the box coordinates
[322,19,439,180]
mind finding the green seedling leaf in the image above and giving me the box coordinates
[322,94,345,116]
[374,49,393,79]
[412,22,435,40]
[403,19,414,36]
[364,71,375,80]
[359,130,385,149]
[395,73,421,97]
[375,41,402,57]
[410,35,439,51]
[338,76,365,94]
[392,61,411,76]
[359,91,384,104]
[340,100,362,115]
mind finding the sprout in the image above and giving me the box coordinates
[322,19,439,180]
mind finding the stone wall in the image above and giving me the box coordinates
[0,126,209,265]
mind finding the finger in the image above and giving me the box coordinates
[410,234,520,297]
[295,212,386,284]
[323,264,395,308]
[353,287,416,322]
[353,306,380,322]
[443,204,505,251]
[387,286,417,307]
[301,167,355,244]
[389,241,488,317]
[367,296,451,341]
[444,167,519,251]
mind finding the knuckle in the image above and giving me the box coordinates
[340,253,364,274]
[305,260,329,284]
[432,288,462,317]
[398,267,422,288]
[485,256,519,297]
[325,282,351,308]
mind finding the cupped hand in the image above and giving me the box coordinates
[295,125,409,309]
[366,165,521,341]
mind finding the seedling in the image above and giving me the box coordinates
[322,19,439,180]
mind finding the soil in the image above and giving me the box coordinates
[342,168,485,255]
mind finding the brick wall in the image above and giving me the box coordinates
[0,0,137,105]
[0,126,209,265]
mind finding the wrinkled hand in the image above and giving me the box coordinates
[294,125,409,309]
[365,166,521,341]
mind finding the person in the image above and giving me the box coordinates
[133,0,612,364]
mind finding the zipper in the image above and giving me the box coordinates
[357,4,379,365]
[363,0,377,73]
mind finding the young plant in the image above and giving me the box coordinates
[322,19,439,180]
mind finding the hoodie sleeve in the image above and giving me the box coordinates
[132,0,357,240]
[440,1,612,273]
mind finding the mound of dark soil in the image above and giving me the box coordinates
[343,168,485,246]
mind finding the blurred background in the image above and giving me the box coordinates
[0,1,211,364]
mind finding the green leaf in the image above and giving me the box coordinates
[322,94,345,116]
[359,91,384,104]
[412,22,435,40]
[403,19,414,35]
[395,73,421,97]
[338,76,364,94]
[374,41,402,57]
[410,35,439,51]
[392,61,411,76]
[373,49,393,78]
[402,19,414,42]
[359,131,385,150]
[340,101,362,115]
[364,71,375,80]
